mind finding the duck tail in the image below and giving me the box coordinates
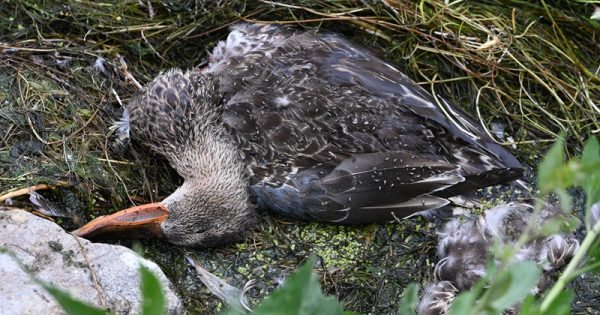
[433,140,523,198]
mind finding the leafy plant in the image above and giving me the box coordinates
[435,137,600,315]
[39,281,110,315]
[539,137,600,312]
[397,283,419,315]
[38,264,164,315]
[227,256,355,315]
[38,254,355,315]
[140,265,166,315]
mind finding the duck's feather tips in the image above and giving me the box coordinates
[252,151,463,222]
[418,200,579,314]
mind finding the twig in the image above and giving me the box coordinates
[117,55,143,90]
[140,30,168,64]
[0,184,51,203]
[72,235,108,309]
[97,158,136,165]
[102,136,135,205]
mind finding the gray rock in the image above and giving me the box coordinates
[0,208,183,314]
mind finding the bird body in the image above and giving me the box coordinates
[77,23,523,247]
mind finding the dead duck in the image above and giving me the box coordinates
[418,200,579,315]
[73,23,523,247]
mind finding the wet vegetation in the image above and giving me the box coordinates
[0,0,599,314]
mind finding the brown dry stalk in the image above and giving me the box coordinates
[0,184,51,203]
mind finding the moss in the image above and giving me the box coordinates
[61,249,75,266]
[47,240,63,252]
[297,224,367,271]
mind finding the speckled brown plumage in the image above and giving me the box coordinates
[115,23,524,246]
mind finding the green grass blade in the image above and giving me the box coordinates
[397,283,419,315]
[40,282,109,315]
[141,265,166,315]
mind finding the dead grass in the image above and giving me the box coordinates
[0,0,598,313]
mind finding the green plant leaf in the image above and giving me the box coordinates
[554,188,573,213]
[141,265,166,315]
[587,237,600,269]
[539,217,567,236]
[488,261,541,312]
[397,283,419,315]
[252,256,345,315]
[447,290,478,315]
[582,137,600,169]
[581,137,600,208]
[222,300,247,315]
[542,289,573,315]
[537,138,566,194]
[519,295,541,315]
[40,282,109,315]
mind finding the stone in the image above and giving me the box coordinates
[0,208,183,314]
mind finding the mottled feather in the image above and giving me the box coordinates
[121,23,524,224]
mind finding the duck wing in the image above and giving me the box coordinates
[311,32,522,170]
[310,33,524,196]
[251,151,464,222]
[211,23,523,222]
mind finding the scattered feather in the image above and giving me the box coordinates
[419,200,580,314]
[490,122,505,140]
[591,7,600,20]
[29,189,77,222]
[591,202,600,226]
[185,256,252,312]
[92,57,107,74]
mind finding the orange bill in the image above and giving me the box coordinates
[72,203,169,240]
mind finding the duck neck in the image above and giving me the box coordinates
[169,129,246,184]
[159,128,256,247]
[166,128,253,215]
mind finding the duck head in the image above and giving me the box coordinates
[73,69,257,248]
[73,177,256,247]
